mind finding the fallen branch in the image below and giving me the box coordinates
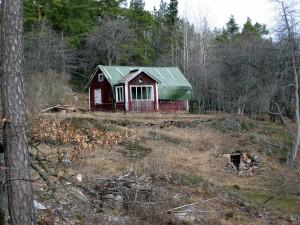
[3,177,39,185]
[171,209,225,214]
[262,196,274,205]
[167,198,218,213]
[30,162,51,186]
[265,139,285,149]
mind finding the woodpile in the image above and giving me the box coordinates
[41,104,87,113]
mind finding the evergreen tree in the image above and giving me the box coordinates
[24,0,98,46]
[215,15,239,42]
[97,0,126,19]
[254,22,269,36]
[152,0,169,62]
[242,18,269,38]
[242,18,258,35]
[154,0,168,23]
[166,0,178,26]
[127,0,154,65]
[225,15,239,37]
[129,0,145,11]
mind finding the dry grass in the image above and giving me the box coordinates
[34,111,300,225]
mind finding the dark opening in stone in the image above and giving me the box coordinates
[230,152,241,169]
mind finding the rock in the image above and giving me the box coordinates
[222,154,231,162]
[172,206,202,224]
[105,215,129,224]
[252,154,258,161]
[76,174,83,182]
[287,214,295,222]
[62,159,72,166]
[69,187,89,202]
[239,160,245,170]
[174,193,183,200]
[34,200,47,210]
[103,194,124,211]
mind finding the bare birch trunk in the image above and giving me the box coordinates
[1,0,37,224]
[280,1,300,164]
[291,57,300,162]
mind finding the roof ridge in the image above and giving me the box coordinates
[100,65,180,69]
[117,68,161,84]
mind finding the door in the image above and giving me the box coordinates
[94,89,102,104]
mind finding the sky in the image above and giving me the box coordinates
[144,0,277,30]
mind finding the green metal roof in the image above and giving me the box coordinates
[118,69,161,84]
[94,65,192,100]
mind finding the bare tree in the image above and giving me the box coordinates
[23,22,73,112]
[87,19,133,66]
[274,0,300,164]
[24,22,67,75]
[1,0,37,224]
[207,27,277,114]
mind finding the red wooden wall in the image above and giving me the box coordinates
[128,72,158,112]
[89,70,114,111]
[159,100,188,112]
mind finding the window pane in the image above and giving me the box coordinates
[137,87,141,100]
[116,88,119,101]
[118,88,121,101]
[132,87,136,100]
[120,88,123,101]
[147,87,152,100]
[142,87,147,99]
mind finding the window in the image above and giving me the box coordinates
[98,73,104,82]
[116,86,124,102]
[131,86,153,101]
[94,89,102,104]
[132,87,136,100]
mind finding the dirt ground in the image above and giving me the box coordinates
[34,111,300,225]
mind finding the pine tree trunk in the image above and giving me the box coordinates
[0,146,7,225]
[1,0,37,224]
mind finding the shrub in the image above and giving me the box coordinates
[241,120,255,131]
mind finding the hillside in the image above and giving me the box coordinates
[31,111,300,225]
[1,0,300,224]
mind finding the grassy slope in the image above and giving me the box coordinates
[36,111,300,225]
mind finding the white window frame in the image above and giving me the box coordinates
[94,89,102,104]
[115,86,124,103]
[130,85,154,101]
[98,73,104,82]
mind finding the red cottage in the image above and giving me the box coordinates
[87,66,192,112]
